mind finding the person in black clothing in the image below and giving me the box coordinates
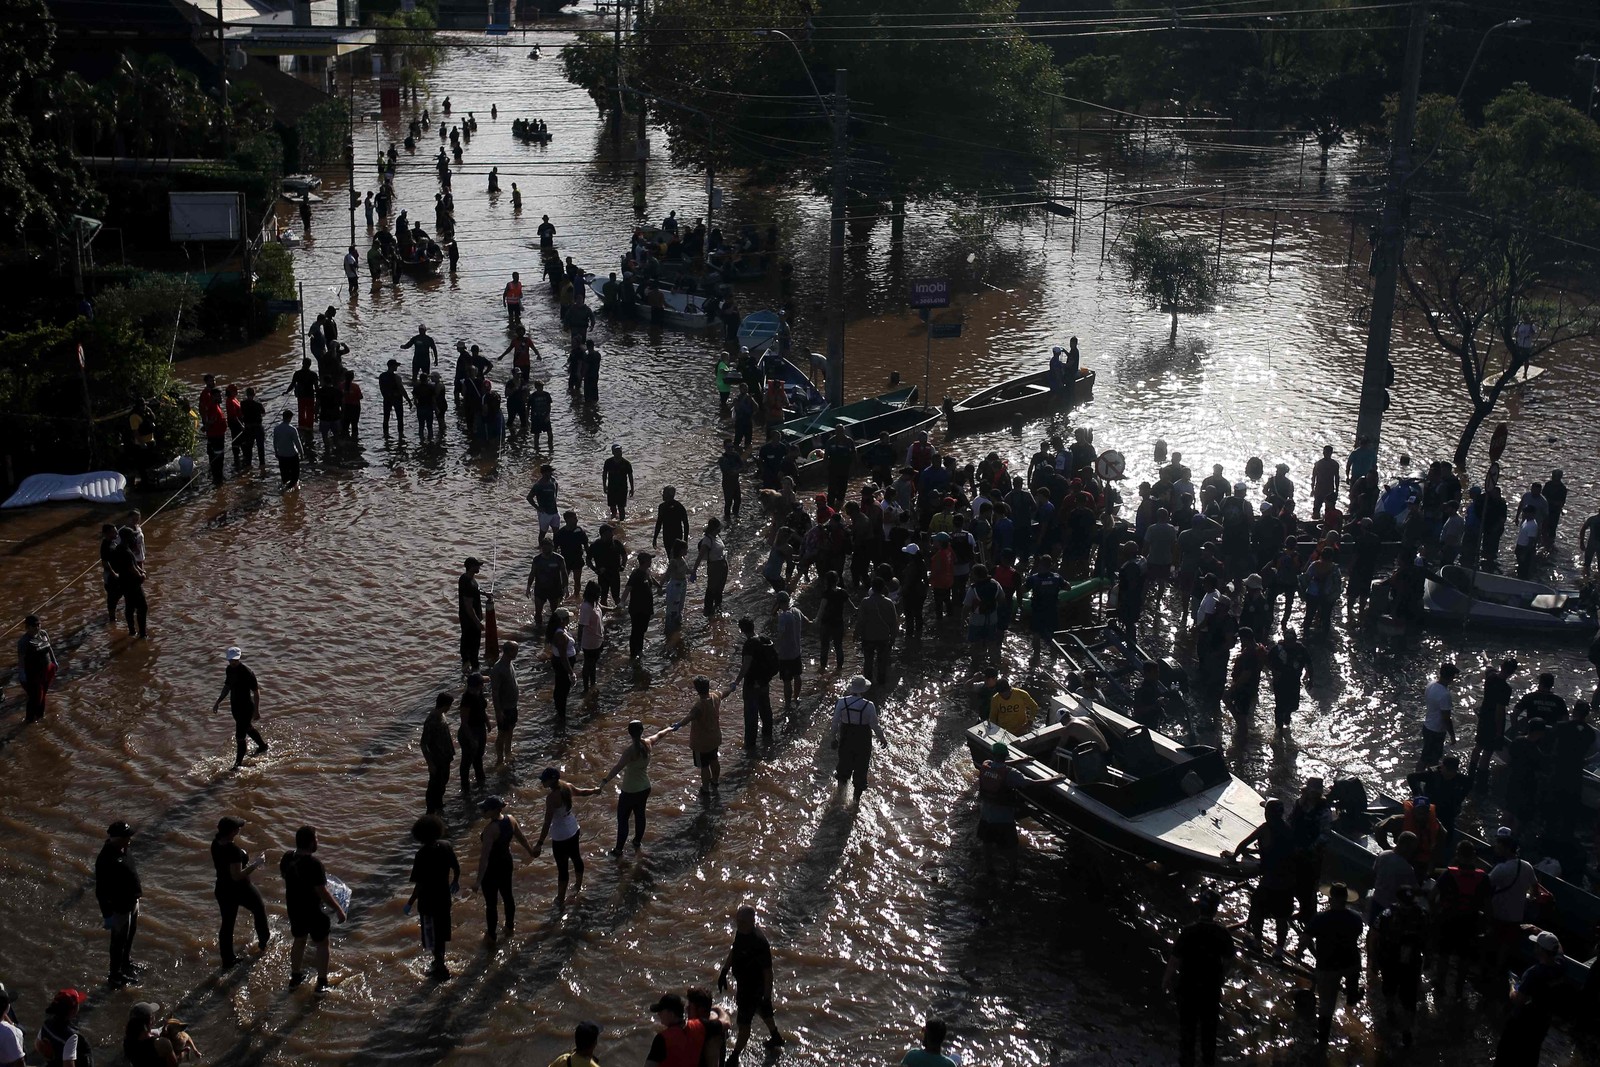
[1266,627,1313,735]
[1406,755,1471,834]
[458,557,485,676]
[1346,518,1381,611]
[1308,883,1365,1046]
[1376,884,1428,1046]
[1481,483,1509,563]
[378,360,412,437]
[96,820,143,988]
[823,425,855,506]
[1162,888,1235,1067]
[528,380,554,451]
[587,525,626,607]
[718,439,745,520]
[100,522,126,625]
[280,826,345,991]
[1547,701,1596,836]
[421,693,455,815]
[458,673,490,794]
[239,387,266,469]
[212,816,268,967]
[651,487,689,554]
[405,814,460,980]
[1512,672,1566,736]
[718,905,784,1059]
[472,795,535,940]
[1469,658,1519,786]
[102,525,148,638]
[624,552,658,660]
[602,444,634,520]
[211,646,266,768]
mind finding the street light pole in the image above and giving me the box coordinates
[1579,54,1599,117]
[755,28,848,407]
[1354,8,1529,448]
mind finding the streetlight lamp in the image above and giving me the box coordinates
[755,27,849,408]
[1578,53,1598,117]
[1456,18,1532,102]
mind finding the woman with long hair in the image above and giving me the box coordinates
[600,719,672,854]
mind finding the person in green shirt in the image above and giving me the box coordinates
[901,1017,957,1067]
[715,355,732,412]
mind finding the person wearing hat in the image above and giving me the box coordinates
[1161,887,1234,1067]
[898,542,928,641]
[404,814,460,980]
[1306,882,1364,1046]
[38,989,89,1067]
[473,795,534,940]
[532,767,603,911]
[458,557,485,677]
[976,740,1065,877]
[96,820,143,988]
[644,992,705,1067]
[1494,929,1565,1063]
[212,645,267,769]
[212,816,268,967]
[830,675,887,799]
[377,358,412,437]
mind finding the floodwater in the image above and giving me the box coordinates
[1,10,1596,1066]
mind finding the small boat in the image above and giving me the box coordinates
[282,174,322,194]
[278,191,326,204]
[769,355,826,414]
[1481,364,1545,391]
[1325,794,1596,992]
[396,247,443,278]
[1422,565,1597,636]
[588,274,712,331]
[944,368,1095,435]
[965,693,1264,877]
[776,387,917,445]
[790,405,940,485]
[737,309,781,352]
[1055,625,1197,737]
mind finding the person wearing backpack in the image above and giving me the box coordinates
[961,565,1006,669]
[35,988,88,1067]
[733,617,778,749]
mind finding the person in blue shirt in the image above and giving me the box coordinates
[1025,555,1065,650]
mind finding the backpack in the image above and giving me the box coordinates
[39,1018,91,1067]
[749,637,780,685]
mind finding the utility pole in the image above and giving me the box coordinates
[612,0,624,151]
[347,54,357,247]
[216,0,230,152]
[1354,0,1428,448]
[706,120,716,232]
[632,0,647,214]
[824,69,849,409]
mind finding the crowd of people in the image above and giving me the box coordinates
[11,92,1600,1067]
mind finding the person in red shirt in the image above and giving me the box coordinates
[199,383,228,484]
[644,993,704,1067]
[224,383,245,472]
[341,370,363,437]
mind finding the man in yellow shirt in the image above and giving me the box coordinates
[987,677,1039,735]
[547,1021,601,1067]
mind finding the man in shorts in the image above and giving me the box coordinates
[526,537,568,629]
[280,826,345,992]
[490,642,520,764]
[718,905,784,1059]
[773,591,805,707]
[527,465,561,540]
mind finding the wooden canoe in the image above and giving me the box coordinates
[945,368,1095,435]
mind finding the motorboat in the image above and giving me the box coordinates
[282,174,322,194]
[965,693,1264,877]
[1055,626,1196,736]
[588,273,712,331]
[737,309,782,352]
[790,405,940,485]
[1423,565,1597,636]
[396,246,443,278]
[776,386,918,445]
[944,368,1095,435]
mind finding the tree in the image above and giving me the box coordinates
[1116,220,1233,343]
[1399,86,1600,467]
[0,0,101,239]
[562,0,1062,214]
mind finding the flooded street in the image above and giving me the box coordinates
[1,12,1596,1065]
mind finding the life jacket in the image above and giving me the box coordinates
[978,761,1016,808]
[1401,799,1442,866]
[908,441,935,471]
[1442,865,1487,915]
[504,280,522,303]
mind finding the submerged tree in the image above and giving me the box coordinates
[1399,85,1600,467]
[1116,221,1233,343]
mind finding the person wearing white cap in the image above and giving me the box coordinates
[831,676,887,800]
[212,646,266,769]
[1494,929,1564,1064]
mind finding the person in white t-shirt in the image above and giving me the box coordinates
[1514,506,1541,578]
[1418,663,1458,770]
[0,983,24,1067]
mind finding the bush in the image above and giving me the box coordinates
[0,319,195,478]
[95,272,206,354]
